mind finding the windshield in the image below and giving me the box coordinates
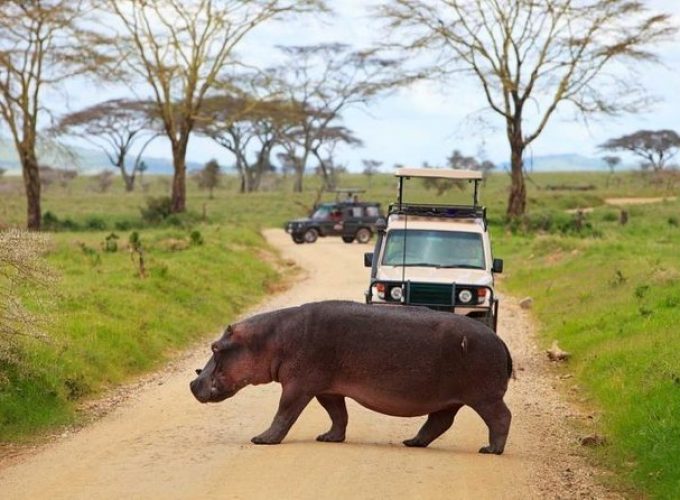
[382,229,485,269]
[311,205,333,220]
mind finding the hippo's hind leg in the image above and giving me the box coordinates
[316,394,348,443]
[403,405,462,448]
[472,399,511,455]
[251,385,312,445]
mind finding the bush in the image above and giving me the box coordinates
[0,231,54,361]
[140,196,173,224]
[190,230,204,246]
[84,216,107,231]
[42,211,80,232]
[507,210,601,237]
[114,219,134,231]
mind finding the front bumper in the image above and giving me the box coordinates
[365,280,499,329]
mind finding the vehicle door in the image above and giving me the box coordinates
[342,205,363,236]
[320,204,343,236]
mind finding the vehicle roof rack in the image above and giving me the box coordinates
[388,203,487,228]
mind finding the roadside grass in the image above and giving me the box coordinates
[495,199,680,499]
[1,224,279,440]
[2,169,679,498]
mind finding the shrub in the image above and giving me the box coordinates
[0,230,54,366]
[507,210,601,237]
[140,196,173,224]
[84,216,107,231]
[42,211,80,232]
[103,233,119,253]
[190,230,204,246]
[114,220,134,231]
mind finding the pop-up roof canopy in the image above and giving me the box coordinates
[394,167,483,180]
[393,168,483,207]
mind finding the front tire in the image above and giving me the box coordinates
[292,235,305,244]
[342,236,354,243]
[355,228,372,244]
[304,228,319,243]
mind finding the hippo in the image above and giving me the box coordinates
[190,300,513,454]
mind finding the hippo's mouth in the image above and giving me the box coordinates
[190,376,239,403]
[206,387,237,403]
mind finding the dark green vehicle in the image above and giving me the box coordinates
[285,200,383,244]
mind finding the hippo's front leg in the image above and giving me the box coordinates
[251,385,313,445]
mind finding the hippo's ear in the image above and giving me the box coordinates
[211,339,229,353]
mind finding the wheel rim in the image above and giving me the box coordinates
[357,229,371,243]
[304,230,317,243]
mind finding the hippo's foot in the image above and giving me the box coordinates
[316,431,345,443]
[478,445,504,455]
[251,433,283,445]
[472,399,511,456]
[402,437,429,448]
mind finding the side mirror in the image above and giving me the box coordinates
[492,258,504,274]
[375,218,387,233]
[364,252,374,268]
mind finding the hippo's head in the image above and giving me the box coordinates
[190,324,266,403]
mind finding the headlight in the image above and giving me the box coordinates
[458,289,473,304]
[390,286,403,301]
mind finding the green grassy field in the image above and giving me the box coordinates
[1,169,679,497]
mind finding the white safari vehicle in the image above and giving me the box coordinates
[364,168,504,331]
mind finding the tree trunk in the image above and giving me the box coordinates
[20,147,41,230]
[506,130,526,219]
[171,138,188,213]
[293,154,307,193]
[117,153,135,192]
[122,171,135,192]
[293,168,303,193]
[245,167,256,193]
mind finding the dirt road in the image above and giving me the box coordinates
[0,229,614,499]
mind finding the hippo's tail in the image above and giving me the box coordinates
[502,340,515,381]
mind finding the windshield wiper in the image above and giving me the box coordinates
[435,264,484,269]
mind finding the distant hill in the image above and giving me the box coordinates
[0,138,202,175]
[1,139,630,176]
[498,153,632,172]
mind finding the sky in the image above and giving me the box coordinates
[45,0,680,171]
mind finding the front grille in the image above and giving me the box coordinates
[407,283,454,306]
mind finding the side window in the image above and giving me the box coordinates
[352,206,364,218]
[365,206,379,217]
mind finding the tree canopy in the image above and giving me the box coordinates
[377,0,676,217]
[600,130,680,171]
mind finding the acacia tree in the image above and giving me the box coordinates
[361,158,382,188]
[197,93,299,193]
[600,130,680,171]
[104,0,326,213]
[273,43,403,192]
[378,0,675,218]
[311,126,362,189]
[55,99,157,192]
[194,158,221,199]
[0,0,93,230]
